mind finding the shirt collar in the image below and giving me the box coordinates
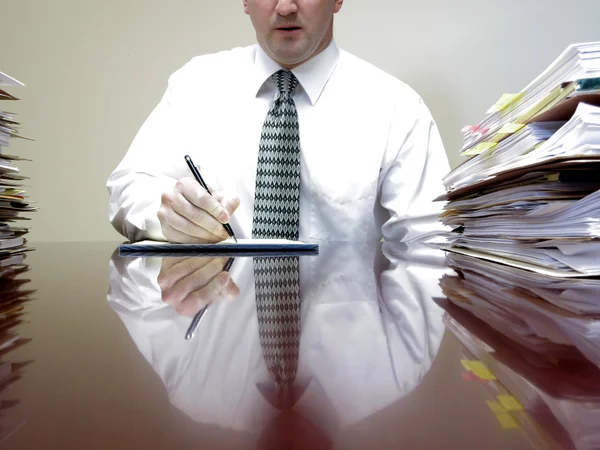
[253,40,339,106]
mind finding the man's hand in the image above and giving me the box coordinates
[158,256,240,316]
[158,177,240,243]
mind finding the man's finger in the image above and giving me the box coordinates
[179,258,229,294]
[163,207,226,243]
[158,257,215,291]
[159,257,182,272]
[162,258,228,307]
[176,272,239,317]
[220,275,241,301]
[214,193,241,217]
[161,222,202,244]
[179,178,231,224]
[163,188,228,239]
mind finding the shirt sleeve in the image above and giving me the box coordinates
[378,94,451,242]
[106,75,186,242]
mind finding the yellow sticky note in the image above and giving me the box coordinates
[487,93,523,113]
[547,173,560,182]
[470,361,496,380]
[496,412,519,429]
[483,150,496,160]
[461,359,496,380]
[498,123,526,134]
[497,395,524,412]
[463,142,498,156]
[486,400,507,414]
[461,359,474,370]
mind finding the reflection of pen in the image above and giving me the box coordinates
[185,257,235,341]
[184,155,238,243]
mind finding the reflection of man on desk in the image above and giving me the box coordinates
[107,243,446,446]
[107,0,449,244]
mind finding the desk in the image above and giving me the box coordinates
[0,242,591,449]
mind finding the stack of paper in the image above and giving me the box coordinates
[0,72,34,444]
[437,252,600,450]
[0,72,35,264]
[461,42,600,153]
[440,42,600,277]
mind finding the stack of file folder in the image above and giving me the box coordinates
[0,72,35,265]
[440,42,600,277]
[437,252,600,450]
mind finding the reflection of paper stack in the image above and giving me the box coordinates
[438,252,600,450]
[0,261,34,445]
[440,42,600,277]
[442,252,600,366]
[0,72,35,264]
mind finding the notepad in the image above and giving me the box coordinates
[119,238,319,257]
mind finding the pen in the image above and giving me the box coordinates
[185,257,235,340]
[184,155,238,243]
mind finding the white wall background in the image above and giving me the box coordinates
[2,0,599,242]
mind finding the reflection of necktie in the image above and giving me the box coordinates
[253,69,301,410]
[254,257,300,409]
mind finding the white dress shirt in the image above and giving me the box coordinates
[107,41,450,242]
[107,243,448,442]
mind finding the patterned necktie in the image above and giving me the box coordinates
[252,69,300,237]
[253,70,301,410]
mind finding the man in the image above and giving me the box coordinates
[107,0,449,243]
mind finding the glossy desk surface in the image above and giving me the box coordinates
[0,242,597,449]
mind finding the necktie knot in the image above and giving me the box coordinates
[272,69,298,99]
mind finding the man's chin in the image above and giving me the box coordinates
[270,50,311,68]
[264,40,308,62]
